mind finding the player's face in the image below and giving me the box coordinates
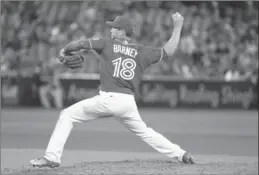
[110,27,124,39]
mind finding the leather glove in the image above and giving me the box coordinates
[58,49,84,69]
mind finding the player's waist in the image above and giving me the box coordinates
[99,87,134,96]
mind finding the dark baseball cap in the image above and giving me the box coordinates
[106,15,134,36]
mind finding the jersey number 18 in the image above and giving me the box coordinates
[112,57,136,80]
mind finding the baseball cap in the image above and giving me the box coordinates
[106,15,135,36]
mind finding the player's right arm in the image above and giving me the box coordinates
[163,12,184,57]
[141,12,184,68]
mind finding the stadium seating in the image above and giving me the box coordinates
[1,1,258,80]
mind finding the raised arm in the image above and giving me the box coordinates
[163,12,184,57]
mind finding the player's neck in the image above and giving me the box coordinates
[114,35,132,44]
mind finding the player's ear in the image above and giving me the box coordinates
[121,29,126,36]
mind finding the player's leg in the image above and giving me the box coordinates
[114,97,194,163]
[30,94,110,167]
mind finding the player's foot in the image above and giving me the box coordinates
[30,157,60,168]
[182,152,195,164]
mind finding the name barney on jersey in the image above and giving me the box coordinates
[113,44,138,58]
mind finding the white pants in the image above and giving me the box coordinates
[45,91,186,163]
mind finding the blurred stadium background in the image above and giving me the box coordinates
[0,1,258,173]
[1,1,258,108]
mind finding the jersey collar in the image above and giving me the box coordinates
[114,37,135,45]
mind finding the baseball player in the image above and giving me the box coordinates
[30,12,195,168]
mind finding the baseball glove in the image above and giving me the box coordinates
[58,53,84,69]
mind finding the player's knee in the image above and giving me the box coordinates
[59,107,73,120]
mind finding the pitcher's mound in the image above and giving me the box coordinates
[2,157,258,175]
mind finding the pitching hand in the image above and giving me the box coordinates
[172,12,184,28]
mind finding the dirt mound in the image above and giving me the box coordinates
[2,158,258,175]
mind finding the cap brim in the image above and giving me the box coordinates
[106,21,121,29]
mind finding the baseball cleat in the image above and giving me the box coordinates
[30,157,60,168]
[182,152,195,164]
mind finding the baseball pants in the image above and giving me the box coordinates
[44,91,186,163]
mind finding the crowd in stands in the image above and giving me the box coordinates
[1,1,258,81]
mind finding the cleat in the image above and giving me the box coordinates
[182,152,195,164]
[30,157,60,168]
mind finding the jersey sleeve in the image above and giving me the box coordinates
[141,46,169,68]
[63,37,106,54]
[88,37,106,54]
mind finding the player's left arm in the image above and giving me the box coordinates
[58,38,107,69]
[61,38,106,55]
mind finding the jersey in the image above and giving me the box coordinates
[67,37,168,96]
